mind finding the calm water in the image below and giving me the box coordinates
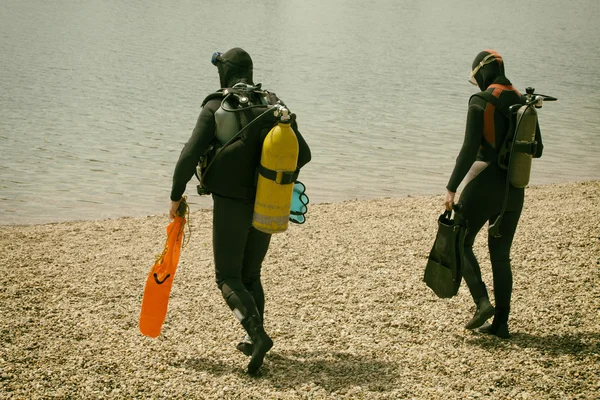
[1,0,599,225]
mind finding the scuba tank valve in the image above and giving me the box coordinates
[273,104,291,122]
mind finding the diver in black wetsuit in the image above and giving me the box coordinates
[444,50,543,339]
[169,48,311,373]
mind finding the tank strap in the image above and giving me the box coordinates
[488,83,521,96]
[512,141,538,155]
[201,91,226,107]
[479,136,497,161]
[470,91,510,119]
[471,91,516,163]
[257,164,299,185]
[237,107,256,140]
[198,92,276,190]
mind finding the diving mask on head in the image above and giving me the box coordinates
[211,52,223,66]
[468,53,498,86]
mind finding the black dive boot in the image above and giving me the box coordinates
[220,280,271,365]
[479,321,510,339]
[236,280,265,357]
[236,334,253,357]
[479,307,510,338]
[241,314,273,375]
[478,321,510,339]
[465,297,495,330]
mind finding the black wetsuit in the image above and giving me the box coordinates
[170,48,311,365]
[447,54,542,325]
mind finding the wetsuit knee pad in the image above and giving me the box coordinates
[219,279,247,301]
[219,278,259,321]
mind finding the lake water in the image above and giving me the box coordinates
[1,0,599,225]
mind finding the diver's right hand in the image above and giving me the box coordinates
[169,198,183,220]
[444,190,455,211]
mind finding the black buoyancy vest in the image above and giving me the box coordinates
[471,84,523,166]
[200,86,282,200]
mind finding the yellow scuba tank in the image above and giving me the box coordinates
[252,107,299,234]
[508,103,538,188]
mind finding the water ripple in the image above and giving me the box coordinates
[1,0,599,225]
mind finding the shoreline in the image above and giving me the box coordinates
[1,179,598,229]
[1,180,598,399]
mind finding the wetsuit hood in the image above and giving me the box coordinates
[213,47,254,88]
[471,50,511,90]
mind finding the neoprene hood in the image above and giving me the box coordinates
[471,50,507,90]
[213,47,254,88]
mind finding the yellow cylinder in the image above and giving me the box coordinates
[252,122,299,234]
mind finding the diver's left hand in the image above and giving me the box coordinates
[169,198,183,220]
[444,190,455,211]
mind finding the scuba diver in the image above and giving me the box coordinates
[444,50,544,339]
[169,47,311,373]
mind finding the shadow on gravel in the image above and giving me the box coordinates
[470,331,600,356]
[175,350,398,392]
[180,357,241,376]
[258,350,399,391]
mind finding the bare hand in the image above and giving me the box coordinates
[169,198,183,220]
[444,190,456,211]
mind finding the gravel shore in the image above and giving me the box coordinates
[1,181,599,399]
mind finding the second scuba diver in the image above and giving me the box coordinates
[169,48,311,373]
[444,50,543,338]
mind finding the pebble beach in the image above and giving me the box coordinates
[1,180,599,399]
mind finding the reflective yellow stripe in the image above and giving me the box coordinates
[252,212,289,226]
